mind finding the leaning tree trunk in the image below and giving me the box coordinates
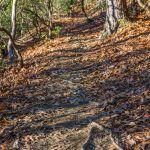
[100,0,126,39]
[8,0,17,64]
[0,27,23,66]
[7,0,23,66]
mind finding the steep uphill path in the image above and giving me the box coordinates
[0,15,150,150]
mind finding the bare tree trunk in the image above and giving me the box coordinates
[0,0,23,66]
[46,0,53,39]
[0,27,23,66]
[7,0,23,66]
[8,0,17,64]
[20,0,24,36]
[100,0,126,39]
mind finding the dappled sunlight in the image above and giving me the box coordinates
[0,5,150,150]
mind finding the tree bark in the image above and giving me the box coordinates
[8,0,17,64]
[46,0,53,39]
[6,0,23,66]
[0,27,23,66]
[100,0,127,39]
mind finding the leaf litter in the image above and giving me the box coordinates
[0,14,150,150]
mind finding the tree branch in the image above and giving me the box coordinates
[0,27,23,66]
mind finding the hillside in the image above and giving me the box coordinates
[0,14,150,150]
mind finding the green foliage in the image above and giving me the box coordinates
[40,32,47,39]
[52,25,62,37]
[0,0,12,29]
[98,0,107,10]
[57,0,77,13]
[128,7,138,19]
[0,42,7,49]
[118,18,131,28]
[92,0,107,14]
[0,59,5,69]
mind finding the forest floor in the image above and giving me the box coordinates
[0,13,150,150]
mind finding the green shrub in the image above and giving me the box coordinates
[98,0,107,10]
[52,25,62,37]
[40,32,47,39]
[0,59,5,69]
[57,0,77,14]
[119,18,130,27]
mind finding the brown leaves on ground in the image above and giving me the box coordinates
[0,14,150,149]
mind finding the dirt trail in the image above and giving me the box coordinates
[0,15,150,150]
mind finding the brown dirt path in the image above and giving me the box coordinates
[0,15,150,150]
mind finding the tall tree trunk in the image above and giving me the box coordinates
[46,0,53,39]
[20,0,24,36]
[100,0,127,39]
[7,0,23,66]
[8,0,17,64]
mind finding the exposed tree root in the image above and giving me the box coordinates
[82,122,123,150]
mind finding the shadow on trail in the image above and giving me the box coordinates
[62,13,105,37]
[0,11,149,149]
[0,105,107,145]
[18,13,105,53]
[101,31,150,48]
[1,47,149,104]
[0,46,149,143]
